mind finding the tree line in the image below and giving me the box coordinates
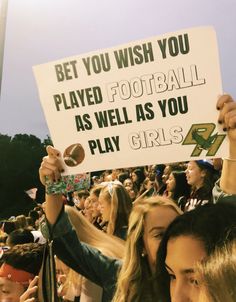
[0,133,52,219]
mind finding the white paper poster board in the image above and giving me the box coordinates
[33,26,228,174]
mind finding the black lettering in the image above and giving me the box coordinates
[157,39,167,59]
[54,64,64,82]
[114,48,129,68]
[53,94,62,111]
[178,34,190,54]
[158,99,167,117]
[94,111,109,128]
[143,42,154,62]
[144,103,155,120]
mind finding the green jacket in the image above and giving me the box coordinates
[41,210,122,302]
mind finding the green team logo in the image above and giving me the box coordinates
[182,123,226,157]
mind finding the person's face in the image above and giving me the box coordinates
[166,173,176,192]
[197,287,209,302]
[148,166,156,182]
[165,236,206,302]
[99,190,111,222]
[123,178,133,189]
[111,169,121,180]
[90,193,101,218]
[92,176,101,185]
[0,277,25,302]
[55,257,70,298]
[83,197,93,221]
[162,166,172,184]
[80,195,88,208]
[73,192,81,207]
[73,192,79,201]
[185,161,204,189]
[131,172,138,183]
[143,206,179,274]
[124,179,136,200]
[84,197,92,210]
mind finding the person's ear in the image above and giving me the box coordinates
[200,170,206,178]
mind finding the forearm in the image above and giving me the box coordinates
[53,230,121,291]
[45,193,64,225]
[220,143,236,194]
[216,95,236,195]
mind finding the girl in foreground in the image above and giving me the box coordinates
[155,94,236,302]
[155,202,236,302]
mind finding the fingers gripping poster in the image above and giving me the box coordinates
[33,26,227,174]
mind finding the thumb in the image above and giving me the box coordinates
[46,145,61,158]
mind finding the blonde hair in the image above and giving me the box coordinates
[112,196,182,302]
[64,206,125,300]
[197,241,236,302]
[55,256,83,299]
[100,183,132,237]
[90,184,103,198]
[65,205,125,259]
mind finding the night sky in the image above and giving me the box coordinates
[1,0,236,140]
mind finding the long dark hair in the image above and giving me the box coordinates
[131,168,146,191]
[191,161,219,202]
[171,170,191,201]
[155,202,236,302]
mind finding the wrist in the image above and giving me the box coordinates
[45,180,67,195]
[223,157,236,162]
[45,174,90,195]
[229,144,236,160]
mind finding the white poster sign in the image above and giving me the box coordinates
[33,26,227,174]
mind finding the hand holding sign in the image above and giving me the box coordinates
[39,146,90,194]
[217,94,236,150]
[39,146,63,185]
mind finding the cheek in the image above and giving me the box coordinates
[189,284,201,301]
[187,170,196,183]
[169,279,175,299]
[191,169,202,180]
[101,202,111,219]
[144,238,160,270]
[95,205,100,212]
[7,285,25,301]
[169,181,175,191]
[198,288,209,302]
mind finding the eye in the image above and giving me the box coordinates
[189,278,199,286]
[154,232,164,239]
[168,273,176,281]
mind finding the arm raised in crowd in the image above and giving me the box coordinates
[217,94,236,194]
[39,147,123,301]
[39,145,64,225]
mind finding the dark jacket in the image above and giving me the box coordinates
[41,210,122,302]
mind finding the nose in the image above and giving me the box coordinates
[172,291,191,302]
[171,281,191,302]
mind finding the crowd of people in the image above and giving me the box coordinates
[0,94,236,302]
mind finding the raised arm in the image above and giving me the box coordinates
[217,94,236,194]
[39,146,64,225]
[39,146,122,299]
